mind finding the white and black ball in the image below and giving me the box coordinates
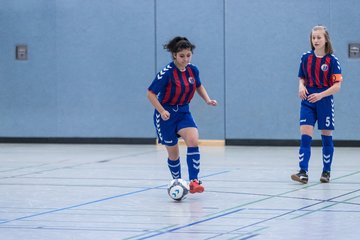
[167,179,189,201]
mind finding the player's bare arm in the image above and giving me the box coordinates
[307,81,341,103]
[196,85,217,106]
[147,90,170,120]
[298,78,308,100]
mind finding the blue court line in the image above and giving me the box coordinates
[0,187,156,225]
[0,160,111,179]
[135,175,360,239]
[0,225,161,233]
[1,150,156,179]
[205,232,260,240]
[203,170,360,219]
[210,190,360,206]
[126,173,357,239]
[291,189,360,219]
[0,159,71,174]
[201,170,231,178]
[203,200,329,240]
[207,187,360,238]
[215,186,360,238]
[0,170,231,225]
[134,208,246,240]
[238,234,260,240]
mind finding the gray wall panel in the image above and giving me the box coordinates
[155,0,225,139]
[0,0,359,141]
[0,0,57,136]
[55,0,155,137]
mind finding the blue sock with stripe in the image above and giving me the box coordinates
[186,147,200,181]
[321,135,334,172]
[168,158,181,179]
[299,135,312,172]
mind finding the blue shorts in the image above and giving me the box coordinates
[153,104,197,146]
[300,88,335,130]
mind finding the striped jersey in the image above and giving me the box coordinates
[298,50,343,88]
[148,62,202,105]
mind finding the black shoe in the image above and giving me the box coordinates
[291,170,308,184]
[320,171,330,183]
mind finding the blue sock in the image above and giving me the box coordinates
[168,158,181,179]
[299,135,312,172]
[186,147,200,181]
[322,135,334,172]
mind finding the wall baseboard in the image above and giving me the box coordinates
[177,139,225,146]
[0,137,359,147]
[0,137,156,145]
[225,139,360,147]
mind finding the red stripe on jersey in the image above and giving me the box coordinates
[307,55,313,87]
[315,57,321,88]
[186,67,197,104]
[170,70,181,105]
[162,79,172,104]
[179,71,190,104]
[323,56,331,87]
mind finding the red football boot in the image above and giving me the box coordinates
[189,179,204,193]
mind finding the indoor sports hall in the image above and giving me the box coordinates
[1,144,360,239]
[1,1,359,240]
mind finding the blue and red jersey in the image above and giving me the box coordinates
[148,62,202,105]
[298,50,343,88]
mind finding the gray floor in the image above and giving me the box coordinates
[0,143,359,240]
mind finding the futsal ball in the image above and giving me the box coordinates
[167,179,189,201]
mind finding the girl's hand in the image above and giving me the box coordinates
[160,110,170,121]
[207,99,217,106]
[299,85,308,100]
[307,93,323,103]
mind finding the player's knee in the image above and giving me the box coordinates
[321,130,332,136]
[185,137,198,147]
[300,125,313,136]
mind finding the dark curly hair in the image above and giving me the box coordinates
[163,36,196,59]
